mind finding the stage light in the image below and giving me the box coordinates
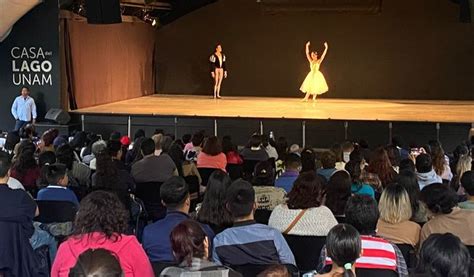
[142,9,159,27]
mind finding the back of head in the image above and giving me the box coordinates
[416,154,433,173]
[38,151,56,167]
[92,140,107,157]
[395,171,420,216]
[248,134,262,148]
[42,128,59,147]
[226,180,255,218]
[326,170,352,216]
[399,158,415,173]
[69,248,123,277]
[109,131,121,141]
[221,135,236,154]
[416,233,470,277]
[379,183,412,224]
[420,183,457,214]
[0,151,12,178]
[191,131,205,147]
[202,136,222,156]
[106,140,122,158]
[133,129,145,141]
[287,171,324,209]
[43,163,67,185]
[345,160,361,183]
[284,153,301,171]
[182,134,192,144]
[300,148,316,172]
[198,170,233,227]
[252,160,275,186]
[321,150,337,169]
[385,145,401,167]
[345,195,379,235]
[160,176,189,209]
[326,224,361,276]
[13,140,37,174]
[73,190,128,240]
[342,141,354,152]
[140,138,155,156]
[460,171,474,196]
[256,264,290,277]
[170,220,207,267]
[56,144,74,169]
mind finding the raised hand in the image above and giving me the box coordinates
[324,42,328,48]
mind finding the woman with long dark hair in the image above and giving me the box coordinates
[197,170,233,234]
[396,171,427,223]
[326,171,352,217]
[429,140,453,181]
[366,147,397,187]
[51,191,153,277]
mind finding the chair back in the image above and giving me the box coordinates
[198,168,219,187]
[283,235,326,272]
[151,261,178,276]
[254,209,272,225]
[226,164,243,180]
[395,243,416,268]
[35,200,78,223]
[231,264,298,277]
[242,160,260,181]
[355,268,398,277]
[135,182,166,222]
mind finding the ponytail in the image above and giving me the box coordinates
[343,263,355,277]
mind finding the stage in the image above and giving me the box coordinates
[72,95,474,123]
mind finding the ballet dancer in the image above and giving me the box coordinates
[300,41,329,101]
[209,44,227,99]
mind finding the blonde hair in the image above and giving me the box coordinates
[379,184,412,224]
[456,155,472,181]
[152,134,163,150]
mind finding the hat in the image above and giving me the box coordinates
[120,136,131,146]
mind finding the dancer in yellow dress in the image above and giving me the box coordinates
[300,41,329,101]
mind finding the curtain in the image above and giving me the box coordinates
[63,18,156,109]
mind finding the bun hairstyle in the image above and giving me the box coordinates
[326,224,361,277]
[43,163,67,185]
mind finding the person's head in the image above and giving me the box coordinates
[416,233,471,277]
[310,51,318,60]
[182,134,191,144]
[53,136,68,150]
[300,148,316,172]
[38,151,56,167]
[56,144,75,170]
[70,132,87,150]
[168,142,184,163]
[92,140,107,157]
[170,220,210,267]
[0,151,12,180]
[284,153,301,172]
[152,134,163,151]
[385,145,401,168]
[73,191,129,240]
[399,158,415,173]
[429,140,445,176]
[109,131,121,142]
[252,160,275,186]
[287,171,325,209]
[257,265,290,277]
[197,170,233,227]
[320,151,337,169]
[215,44,222,53]
[366,147,395,186]
[202,136,222,156]
[378,184,412,224]
[43,163,68,186]
[345,160,362,184]
[160,136,173,153]
[461,171,474,196]
[326,224,362,277]
[20,124,35,139]
[133,129,145,141]
[140,138,155,156]
[69,248,123,277]
[415,153,433,173]
[41,128,59,148]
[226,180,256,220]
[395,170,421,218]
[420,183,458,215]
[326,170,352,216]
[345,195,379,235]
[160,176,190,212]
[95,150,119,189]
[13,140,37,175]
[247,134,262,148]
[221,135,237,154]
[191,131,205,147]
[107,140,122,160]
[20,86,30,97]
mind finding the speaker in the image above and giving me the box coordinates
[85,0,122,24]
[45,109,71,125]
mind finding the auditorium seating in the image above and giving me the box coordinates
[283,235,326,272]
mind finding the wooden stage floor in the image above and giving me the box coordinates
[72,95,474,123]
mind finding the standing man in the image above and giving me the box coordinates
[11,86,37,131]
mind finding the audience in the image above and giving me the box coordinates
[240,134,269,162]
[317,151,337,181]
[459,170,474,209]
[318,195,408,276]
[160,220,241,276]
[419,183,474,246]
[451,154,472,192]
[316,224,361,277]
[37,163,79,206]
[386,144,401,173]
[197,170,234,234]
[325,170,352,217]
[213,180,296,266]
[366,147,397,187]
[345,160,375,198]
[396,171,427,223]
[252,160,276,186]
[376,183,421,247]
[275,153,301,193]
[184,131,205,162]
[56,143,91,188]
[10,140,40,190]
[414,233,471,277]
[68,248,124,277]
[222,135,243,165]
[262,134,278,160]
[300,148,316,173]
[131,138,177,183]
[197,136,227,171]
[429,140,453,182]
[142,176,214,262]
[51,190,154,276]
[269,172,338,236]
[415,153,442,190]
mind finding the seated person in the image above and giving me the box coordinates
[69,248,123,276]
[269,172,338,236]
[131,138,177,183]
[143,176,214,262]
[317,195,408,276]
[345,160,375,198]
[160,220,241,276]
[197,136,227,172]
[37,163,79,207]
[275,153,301,193]
[459,171,474,209]
[415,154,442,190]
[419,183,474,246]
[240,135,269,162]
[317,151,337,181]
[213,180,296,266]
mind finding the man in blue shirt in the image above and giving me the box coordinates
[142,176,214,262]
[213,180,295,266]
[275,153,301,193]
[11,86,37,131]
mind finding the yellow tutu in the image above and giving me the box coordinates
[300,61,328,95]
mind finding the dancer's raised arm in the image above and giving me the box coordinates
[319,42,328,64]
[305,41,312,63]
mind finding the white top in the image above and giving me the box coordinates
[268,204,338,236]
[265,145,279,160]
[7,177,25,190]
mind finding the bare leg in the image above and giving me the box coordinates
[302,93,310,101]
[213,70,219,99]
[312,94,317,101]
[216,69,224,98]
